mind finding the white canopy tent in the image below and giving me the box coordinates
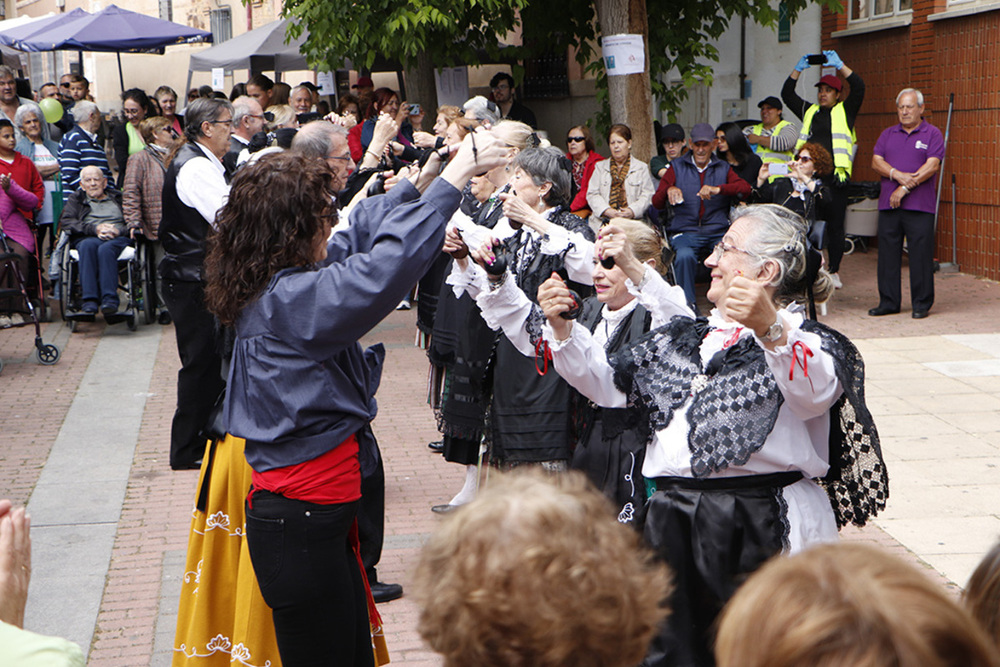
[185,18,310,92]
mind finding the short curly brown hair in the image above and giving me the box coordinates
[413,470,672,667]
[796,142,833,177]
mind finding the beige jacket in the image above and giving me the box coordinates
[586,155,655,228]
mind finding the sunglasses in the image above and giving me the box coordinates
[567,136,585,143]
[60,83,71,88]
[795,155,813,163]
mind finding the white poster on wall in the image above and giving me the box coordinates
[602,34,645,76]
[434,67,469,107]
[316,71,336,96]
[211,68,225,91]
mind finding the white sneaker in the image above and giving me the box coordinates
[396,298,411,311]
[830,272,843,289]
[0,314,11,328]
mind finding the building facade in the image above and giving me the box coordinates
[824,0,999,280]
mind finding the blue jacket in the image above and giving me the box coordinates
[15,136,61,163]
[228,178,460,473]
[670,154,733,236]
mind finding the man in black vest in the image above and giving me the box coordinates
[159,97,233,470]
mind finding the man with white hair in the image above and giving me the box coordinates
[57,100,112,204]
[290,120,355,192]
[868,88,944,320]
[223,95,266,173]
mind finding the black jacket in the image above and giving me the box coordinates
[159,143,214,282]
[61,187,125,238]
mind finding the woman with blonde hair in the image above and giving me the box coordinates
[467,218,665,521]
[717,542,1000,667]
[414,470,672,667]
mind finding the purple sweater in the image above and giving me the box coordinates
[0,178,40,252]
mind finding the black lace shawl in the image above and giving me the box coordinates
[610,315,887,528]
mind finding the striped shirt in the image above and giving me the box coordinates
[58,126,113,203]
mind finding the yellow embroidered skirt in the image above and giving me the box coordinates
[172,434,390,666]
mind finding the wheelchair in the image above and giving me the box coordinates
[56,232,154,332]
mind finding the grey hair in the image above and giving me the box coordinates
[462,95,500,125]
[71,100,99,124]
[290,120,348,159]
[14,103,39,128]
[231,96,259,128]
[896,88,924,106]
[0,66,14,82]
[736,204,834,306]
[183,97,233,142]
[513,147,572,207]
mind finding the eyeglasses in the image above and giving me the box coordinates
[567,136,585,143]
[795,155,812,163]
[207,118,234,127]
[711,240,760,260]
[326,154,351,163]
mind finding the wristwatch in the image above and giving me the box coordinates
[764,317,784,342]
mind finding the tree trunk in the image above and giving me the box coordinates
[595,0,655,163]
[403,52,439,121]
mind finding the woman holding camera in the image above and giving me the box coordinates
[753,142,832,226]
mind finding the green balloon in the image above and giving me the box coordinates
[39,97,62,124]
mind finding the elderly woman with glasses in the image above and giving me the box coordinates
[565,125,604,213]
[535,204,887,667]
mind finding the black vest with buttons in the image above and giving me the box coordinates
[159,142,220,283]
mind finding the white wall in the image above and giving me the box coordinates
[664,5,826,130]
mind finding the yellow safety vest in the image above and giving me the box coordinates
[753,119,794,182]
[796,102,856,182]
[752,119,795,164]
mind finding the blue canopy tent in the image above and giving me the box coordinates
[8,5,212,90]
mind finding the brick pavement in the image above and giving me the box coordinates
[3,243,997,665]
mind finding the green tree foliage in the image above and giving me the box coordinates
[280,0,840,125]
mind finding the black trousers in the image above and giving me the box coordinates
[826,180,849,273]
[876,208,935,313]
[245,491,374,667]
[161,278,224,469]
[358,443,385,583]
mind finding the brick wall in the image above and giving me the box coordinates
[823,1,1000,279]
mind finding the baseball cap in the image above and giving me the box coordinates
[757,96,783,111]
[661,123,685,142]
[815,74,843,92]
[690,123,715,143]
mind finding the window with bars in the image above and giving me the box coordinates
[849,0,913,21]
[210,7,232,44]
[159,0,172,22]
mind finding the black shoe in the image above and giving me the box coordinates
[100,299,118,315]
[427,440,444,453]
[867,306,900,317]
[81,300,99,315]
[912,309,930,319]
[158,310,172,325]
[370,581,403,604]
[171,459,203,471]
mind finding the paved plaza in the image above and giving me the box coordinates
[2,247,999,665]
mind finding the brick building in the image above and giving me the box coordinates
[824,0,1000,280]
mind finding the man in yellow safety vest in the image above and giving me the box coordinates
[781,50,865,289]
[744,96,798,181]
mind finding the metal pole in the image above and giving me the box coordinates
[116,52,124,92]
[936,93,959,272]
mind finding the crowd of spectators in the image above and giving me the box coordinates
[0,52,961,667]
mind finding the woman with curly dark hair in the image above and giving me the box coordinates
[203,134,507,665]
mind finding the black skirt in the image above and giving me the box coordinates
[639,472,800,667]
[571,416,647,524]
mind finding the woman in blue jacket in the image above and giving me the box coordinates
[203,133,505,666]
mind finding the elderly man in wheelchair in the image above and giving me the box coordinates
[62,166,130,318]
